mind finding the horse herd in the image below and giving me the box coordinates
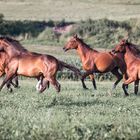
[0,34,140,96]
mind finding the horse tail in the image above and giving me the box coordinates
[58,60,82,78]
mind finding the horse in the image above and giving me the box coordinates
[0,36,82,93]
[112,39,140,96]
[63,35,127,90]
[0,50,19,92]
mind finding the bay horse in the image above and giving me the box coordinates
[0,51,19,92]
[0,50,46,92]
[0,37,82,93]
[112,39,140,96]
[63,35,126,90]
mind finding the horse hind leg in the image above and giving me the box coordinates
[134,80,139,95]
[45,75,61,93]
[111,68,123,89]
[50,77,61,93]
[38,78,50,93]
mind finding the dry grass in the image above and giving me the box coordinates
[0,0,140,21]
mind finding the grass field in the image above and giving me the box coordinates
[0,79,140,139]
[1,0,140,139]
[0,43,139,139]
[1,0,140,21]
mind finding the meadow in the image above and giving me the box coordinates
[0,0,140,21]
[0,79,140,140]
[0,0,140,139]
[0,44,139,140]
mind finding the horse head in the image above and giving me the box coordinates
[112,39,128,54]
[63,34,79,51]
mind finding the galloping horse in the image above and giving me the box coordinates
[63,35,126,90]
[0,37,81,93]
[112,39,140,96]
[0,51,19,92]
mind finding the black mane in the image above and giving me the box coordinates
[127,42,140,56]
[77,37,94,50]
[0,36,28,52]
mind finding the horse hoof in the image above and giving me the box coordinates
[124,94,129,97]
[8,88,13,93]
[83,87,89,90]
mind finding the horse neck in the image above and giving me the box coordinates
[0,52,7,68]
[76,43,93,63]
[3,42,21,58]
[124,47,137,66]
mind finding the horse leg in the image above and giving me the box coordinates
[122,77,135,96]
[36,75,49,91]
[9,76,19,88]
[111,68,123,89]
[122,73,128,90]
[50,78,61,93]
[134,80,139,95]
[89,74,97,90]
[36,76,43,91]
[46,75,60,93]
[6,81,13,92]
[13,76,19,88]
[81,78,88,90]
[39,78,50,93]
[81,70,93,89]
[0,72,16,91]
[6,74,18,92]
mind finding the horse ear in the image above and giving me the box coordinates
[73,34,78,39]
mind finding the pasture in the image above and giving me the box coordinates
[0,80,140,139]
[0,0,140,139]
[0,44,140,139]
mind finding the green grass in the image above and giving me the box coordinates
[0,79,140,139]
[0,0,140,21]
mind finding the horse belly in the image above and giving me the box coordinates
[95,58,115,72]
[17,61,42,77]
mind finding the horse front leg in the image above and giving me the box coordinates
[122,77,135,96]
[0,72,16,91]
[81,78,88,89]
[6,81,13,92]
[81,70,93,90]
[89,74,97,90]
[9,76,19,88]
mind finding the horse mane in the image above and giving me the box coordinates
[0,36,28,52]
[76,37,96,51]
[126,42,140,57]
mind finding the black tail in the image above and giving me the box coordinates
[58,60,82,78]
